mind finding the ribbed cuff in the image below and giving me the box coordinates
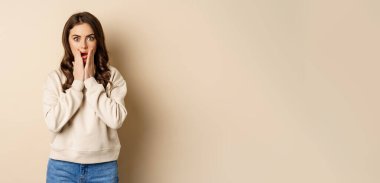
[49,145,121,164]
[84,77,98,89]
[71,80,84,91]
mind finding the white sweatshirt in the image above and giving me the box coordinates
[42,65,127,164]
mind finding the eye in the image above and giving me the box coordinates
[87,36,95,41]
[73,37,79,42]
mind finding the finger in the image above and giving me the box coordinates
[72,50,79,65]
[77,48,82,56]
[78,49,85,65]
[87,48,93,63]
[84,57,89,71]
[72,49,78,58]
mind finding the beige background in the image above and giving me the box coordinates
[0,0,379,182]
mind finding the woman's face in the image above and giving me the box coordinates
[68,23,97,63]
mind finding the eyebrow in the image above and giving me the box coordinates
[72,34,95,37]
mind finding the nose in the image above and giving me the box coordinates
[80,39,88,49]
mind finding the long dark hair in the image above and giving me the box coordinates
[60,11,112,93]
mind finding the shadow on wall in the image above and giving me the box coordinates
[106,27,148,183]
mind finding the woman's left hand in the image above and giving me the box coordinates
[84,48,96,79]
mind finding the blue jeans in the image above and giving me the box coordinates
[46,158,119,183]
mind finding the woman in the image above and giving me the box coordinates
[42,11,127,182]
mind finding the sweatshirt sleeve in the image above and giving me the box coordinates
[42,71,84,133]
[84,69,127,130]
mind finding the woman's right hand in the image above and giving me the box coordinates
[72,49,85,81]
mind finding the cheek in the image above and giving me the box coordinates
[89,41,97,50]
[69,41,79,52]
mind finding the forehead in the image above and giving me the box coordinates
[69,23,94,36]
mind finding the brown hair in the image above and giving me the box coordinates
[60,11,112,93]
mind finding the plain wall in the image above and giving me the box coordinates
[0,0,379,182]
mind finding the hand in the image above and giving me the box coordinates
[72,49,84,81]
[84,48,96,79]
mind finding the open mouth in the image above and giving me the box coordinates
[81,52,88,63]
